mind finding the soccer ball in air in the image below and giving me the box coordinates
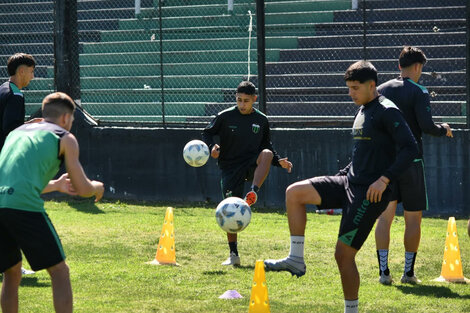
[215,197,252,233]
[183,140,210,167]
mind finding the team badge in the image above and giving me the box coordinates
[252,124,260,134]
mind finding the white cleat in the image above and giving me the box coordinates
[379,273,393,285]
[264,257,306,277]
[21,267,35,275]
[221,253,240,266]
[401,274,421,284]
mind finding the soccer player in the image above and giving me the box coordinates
[202,81,293,266]
[0,92,104,313]
[264,61,418,313]
[374,46,453,285]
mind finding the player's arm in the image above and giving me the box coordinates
[414,89,452,137]
[367,109,418,203]
[2,95,24,135]
[202,113,222,158]
[60,133,104,202]
[42,173,77,195]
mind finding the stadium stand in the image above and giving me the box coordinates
[0,0,466,123]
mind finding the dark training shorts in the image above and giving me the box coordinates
[390,159,427,212]
[220,156,258,198]
[0,208,66,272]
[309,175,392,250]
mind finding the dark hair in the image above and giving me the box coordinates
[42,92,76,119]
[344,60,378,84]
[399,46,427,68]
[7,53,36,76]
[237,81,256,95]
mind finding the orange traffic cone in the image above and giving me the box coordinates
[434,217,468,283]
[248,260,270,313]
[147,207,179,266]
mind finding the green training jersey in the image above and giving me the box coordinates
[0,121,68,212]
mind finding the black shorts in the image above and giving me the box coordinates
[310,175,392,250]
[390,159,427,212]
[220,156,257,198]
[0,208,66,272]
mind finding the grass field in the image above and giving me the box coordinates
[2,199,470,313]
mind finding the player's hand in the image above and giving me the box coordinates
[55,173,78,196]
[442,123,453,138]
[92,181,104,202]
[366,176,389,203]
[278,157,292,173]
[211,144,220,159]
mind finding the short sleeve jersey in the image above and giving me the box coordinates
[0,81,26,150]
[0,121,68,212]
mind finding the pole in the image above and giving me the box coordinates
[256,0,267,114]
[362,0,367,60]
[54,0,80,99]
[466,1,470,127]
[158,0,165,127]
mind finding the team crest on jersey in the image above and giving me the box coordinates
[252,124,260,134]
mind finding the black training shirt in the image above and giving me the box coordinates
[0,81,25,150]
[347,96,418,185]
[378,77,447,158]
[202,106,281,170]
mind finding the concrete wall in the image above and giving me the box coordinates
[74,126,470,216]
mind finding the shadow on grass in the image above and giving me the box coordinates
[395,284,470,299]
[67,198,104,214]
[0,275,50,288]
[202,270,226,276]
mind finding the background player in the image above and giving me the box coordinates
[0,92,104,313]
[202,81,292,266]
[264,61,418,313]
[374,46,453,285]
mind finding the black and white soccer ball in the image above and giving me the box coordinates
[183,139,210,167]
[215,197,252,233]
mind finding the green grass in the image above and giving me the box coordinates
[3,200,470,312]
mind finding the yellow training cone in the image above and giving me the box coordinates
[434,217,468,283]
[248,260,270,313]
[147,207,179,266]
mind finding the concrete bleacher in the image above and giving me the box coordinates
[0,0,467,122]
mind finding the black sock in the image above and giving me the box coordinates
[229,242,238,256]
[251,185,259,193]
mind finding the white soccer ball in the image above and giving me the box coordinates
[183,140,210,167]
[215,197,252,233]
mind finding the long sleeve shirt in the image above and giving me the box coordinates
[202,106,281,170]
[0,81,25,150]
[347,95,418,185]
[378,77,447,158]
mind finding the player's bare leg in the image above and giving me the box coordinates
[47,261,73,313]
[375,201,397,284]
[335,241,359,313]
[264,180,321,277]
[401,210,422,284]
[1,261,22,313]
[245,149,273,206]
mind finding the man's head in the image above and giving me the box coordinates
[236,81,257,115]
[42,92,76,131]
[398,46,427,82]
[344,60,378,106]
[7,53,36,89]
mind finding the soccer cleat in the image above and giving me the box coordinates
[379,273,393,285]
[221,252,241,266]
[244,190,258,206]
[21,267,35,275]
[400,274,421,284]
[264,257,306,277]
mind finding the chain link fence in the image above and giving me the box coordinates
[0,0,467,126]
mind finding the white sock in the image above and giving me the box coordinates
[404,251,416,275]
[378,249,389,273]
[289,235,304,259]
[344,299,358,313]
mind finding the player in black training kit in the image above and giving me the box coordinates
[202,81,292,266]
[264,61,418,313]
[374,46,453,285]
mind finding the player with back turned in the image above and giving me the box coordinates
[374,46,453,285]
[202,81,292,266]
